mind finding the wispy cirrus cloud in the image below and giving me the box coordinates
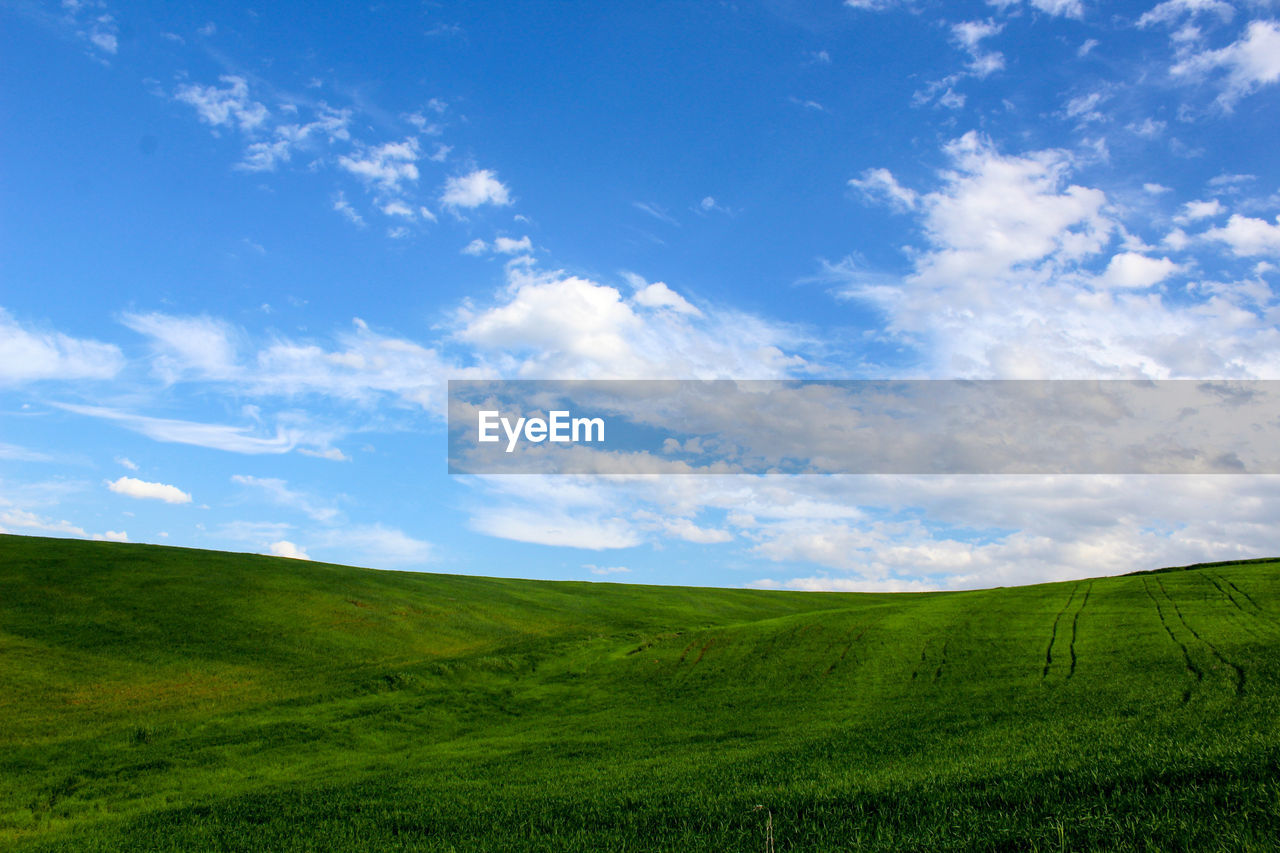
[231,474,340,522]
[56,403,340,457]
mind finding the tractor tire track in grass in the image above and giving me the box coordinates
[1066,582,1092,682]
[911,639,930,681]
[692,638,715,666]
[1142,577,1201,703]
[1042,583,1081,680]
[824,625,867,676]
[1201,575,1269,640]
[1213,573,1280,628]
[1155,578,1245,696]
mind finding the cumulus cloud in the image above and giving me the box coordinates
[440,169,511,208]
[840,132,1280,377]
[107,476,192,504]
[268,540,311,559]
[1100,252,1181,288]
[1203,214,1280,256]
[0,308,124,384]
[453,264,807,379]
[93,530,129,542]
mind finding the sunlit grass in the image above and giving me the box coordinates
[1,535,1278,850]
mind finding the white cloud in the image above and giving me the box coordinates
[60,1,120,57]
[174,76,268,131]
[1127,118,1166,137]
[382,201,414,218]
[843,0,901,9]
[1100,252,1181,288]
[93,530,129,542]
[0,507,87,537]
[237,140,292,172]
[315,524,432,567]
[633,201,680,225]
[493,235,533,254]
[338,138,421,192]
[1138,0,1234,28]
[462,238,488,256]
[848,167,919,212]
[1172,19,1280,108]
[0,308,124,384]
[89,30,117,53]
[1204,214,1280,256]
[632,281,702,316]
[268,540,311,559]
[951,20,1005,77]
[912,133,1112,285]
[1176,198,1225,222]
[585,564,631,575]
[839,132,1280,377]
[469,505,644,550]
[1065,91,1108,122]
[0,443,55,462]
[333,192,365,227]
[121,312,238,382]
[59,403,339,456]
[663,517,733,544]
[453,265,807,379]
[116,456,139,470]
[231,474,339,522]
[107,476,192,504]
[1028,0,1083,18]
[441,169,512,208]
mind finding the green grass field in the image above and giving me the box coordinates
[1,534,1278,851]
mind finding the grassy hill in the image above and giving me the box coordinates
[1,534,1278,851]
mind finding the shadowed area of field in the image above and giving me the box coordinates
[2,535,1278,851]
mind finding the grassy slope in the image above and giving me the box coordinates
[1,535,1278,852]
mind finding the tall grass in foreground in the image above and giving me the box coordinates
[1,535,1278,850]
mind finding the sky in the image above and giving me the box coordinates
[2,0,1280,591]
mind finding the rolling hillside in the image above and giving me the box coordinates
[1,534,1278,851]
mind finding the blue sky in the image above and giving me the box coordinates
[3,0,1280,591]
